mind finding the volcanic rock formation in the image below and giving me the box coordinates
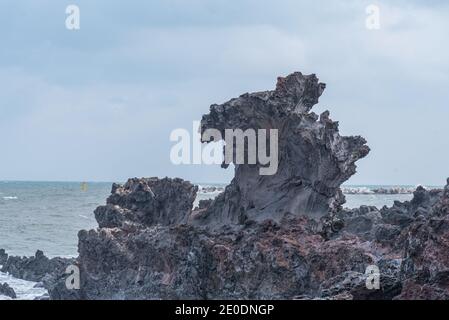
[94,177,199,229]
[197,72,370,227]
[42,176,449,300]
[0,249,74,292]
[2,72,448,300]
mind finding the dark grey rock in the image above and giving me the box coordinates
[374,224,402,244]
[0,249,7,266]
[0,283,17,299]
[1,250,74,284]
[320,271,402,300]
[95,177,198,228]
[197,72,369,227]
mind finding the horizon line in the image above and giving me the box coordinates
[0,179,443,187]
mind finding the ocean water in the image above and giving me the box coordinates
[0,180,421,299]
[0,181,111,258]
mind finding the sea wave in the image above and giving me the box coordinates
[0,271,47,300]
[341,186,420,195]
[197,185,225,194]
[197,184,422,195]
[2,196,18,200]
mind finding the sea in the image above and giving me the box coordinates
[0,180,434,299]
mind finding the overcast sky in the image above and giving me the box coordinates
[0,0,448,185]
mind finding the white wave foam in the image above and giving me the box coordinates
[2,196,18,200]
[341,186,416,195]
[342,187,374,194]
[0,271,48,300]
[197,185,225,194]
[198,184,420,195]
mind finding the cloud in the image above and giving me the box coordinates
[0,0,448,185]
[112,25,307,79]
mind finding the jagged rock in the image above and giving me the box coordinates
[95,177,198,228]
[433,178,449,216]
[196,199,213,210]
[373,224,401,244]
[1,250,74,284]
[0,249,7,266]
[335,183,445,244]
[341,210,382,237]
[319,271,402,300]
[395,279,449,300]
[395,184,449,299]
[196,72,369,227]
[50,210,389,300]
[0,283,17,299]
[380,187,442,226]
[336,179,449,299]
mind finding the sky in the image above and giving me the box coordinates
[0,0,448,186]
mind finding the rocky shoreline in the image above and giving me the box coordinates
[202,185,419,195]
[1,72,448,300]
[2,178,448,300]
